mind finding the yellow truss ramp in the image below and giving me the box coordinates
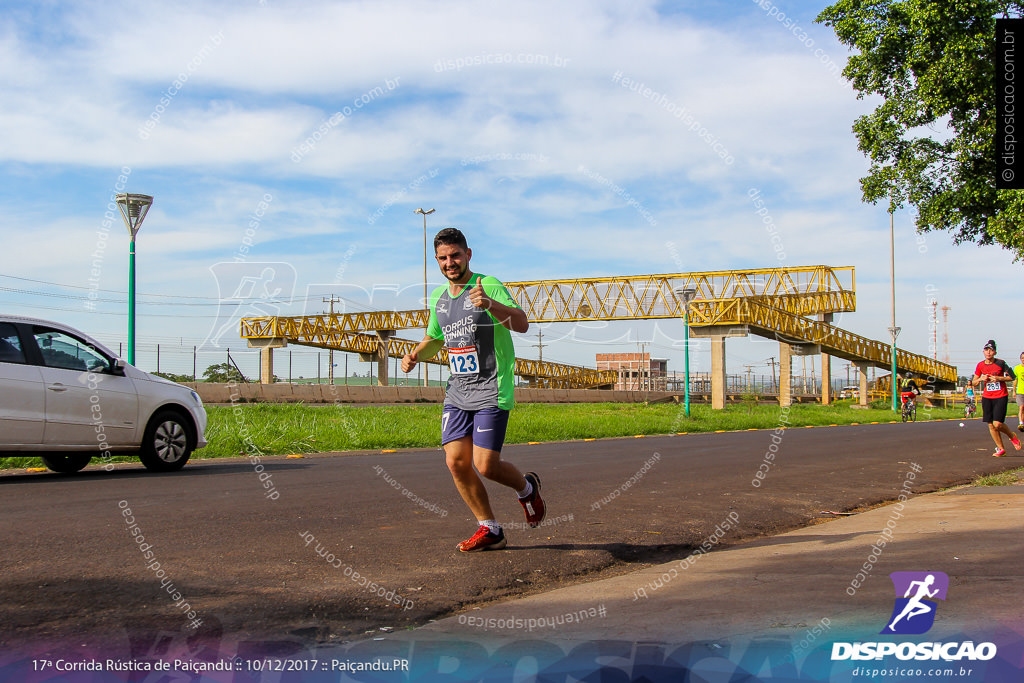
[690,297,957,383]
[240,310,430,339]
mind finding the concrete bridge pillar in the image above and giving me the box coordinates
[821,353,832,405]
[375,330,394,386]
[817,313,834,405]
[855,361,871,406]
[691,325,749,410]
[246,337,288,384]
[711,335,726,410]
[779,342,793,408]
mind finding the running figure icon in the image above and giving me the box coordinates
[881,571,949,635]
[887,574,939,632]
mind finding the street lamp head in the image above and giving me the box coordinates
[674,286,697,307]
[414,208,435,216]
[115,193,154,239]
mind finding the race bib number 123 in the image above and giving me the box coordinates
[449,346,480,375]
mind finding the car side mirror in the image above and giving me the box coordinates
[111,359,127,376]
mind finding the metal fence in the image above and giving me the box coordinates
[100,340,929,399]
[95,339,442,385]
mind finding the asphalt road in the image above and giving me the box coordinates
[0,418,1013,659]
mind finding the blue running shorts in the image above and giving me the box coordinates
[441,406,510,452]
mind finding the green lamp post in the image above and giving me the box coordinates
[115,193,153,366]
[675,286,697,417]
[889,326,901,413]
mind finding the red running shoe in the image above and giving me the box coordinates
[1011,436,1022,451]
[457,525,506,552]
[994,448,1007,457]
[519,472,546,527]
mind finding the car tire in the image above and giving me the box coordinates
[139,410,193,472]
[41,454,93,474]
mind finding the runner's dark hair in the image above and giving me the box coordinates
[434,227,468,252]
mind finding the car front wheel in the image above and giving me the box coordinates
[139,410,193,472]
[40,454,93,474]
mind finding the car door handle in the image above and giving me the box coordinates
[47,384,69,392]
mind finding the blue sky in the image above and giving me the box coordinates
[2,0,1020,382]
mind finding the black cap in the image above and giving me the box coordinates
[984,340,997,351]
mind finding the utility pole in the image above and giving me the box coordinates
[638,342,648,391]
[888,210,899,413]
[768,356,777,392]
[533,328,545,364]
[932,300,938,360]
[414,208,434,388]
[323,295,340,385]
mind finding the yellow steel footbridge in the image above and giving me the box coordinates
[240,265,956,406]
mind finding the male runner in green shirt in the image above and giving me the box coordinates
[401,227,545,551]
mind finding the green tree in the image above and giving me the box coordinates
[202,362,247,383]
[817,1,1024,258]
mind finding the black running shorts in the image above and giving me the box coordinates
[982,395,1009,424]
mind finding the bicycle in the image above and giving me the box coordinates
[901,396,917,422]
[964,400,976,419]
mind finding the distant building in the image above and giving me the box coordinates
[596,353,667,391]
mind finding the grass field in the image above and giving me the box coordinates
[0,400,970,470]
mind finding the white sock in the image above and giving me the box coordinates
[480,519,501,534]
[517,480,533,499]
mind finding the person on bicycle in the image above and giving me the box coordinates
[899,373,920,411]
[964,382,976,417]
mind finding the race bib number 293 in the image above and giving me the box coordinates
[449,346,480,375]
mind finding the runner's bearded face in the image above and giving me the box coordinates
[435,243,472,285]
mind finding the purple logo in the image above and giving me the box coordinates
[881,571,949,635]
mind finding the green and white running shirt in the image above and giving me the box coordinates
[426,272,521,411]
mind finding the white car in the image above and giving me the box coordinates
[0,315,207,473]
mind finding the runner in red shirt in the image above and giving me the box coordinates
[971,340,1022,457]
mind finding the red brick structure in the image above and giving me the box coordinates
[596,353,668,391]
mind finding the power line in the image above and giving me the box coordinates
[0,274,221,298]
[0,286,280,306]
[2,301,233,318]
[0,274,378,309]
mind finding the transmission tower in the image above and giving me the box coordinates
[941,306,950,363]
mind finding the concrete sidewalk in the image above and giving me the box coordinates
[403,484,1024,645]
